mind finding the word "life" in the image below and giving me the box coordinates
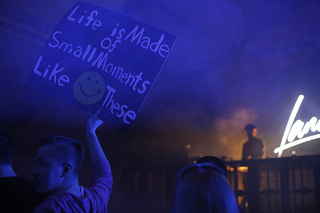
[67,5,102,30]
[274,95,320,157]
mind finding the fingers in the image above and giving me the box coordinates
[86,108,104,133]
[92,108,104,127]
[86,107,102,117]
[92,107,103,119]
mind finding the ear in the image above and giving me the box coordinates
[61,162,72,178]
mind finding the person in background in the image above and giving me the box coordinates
[241,124,264,212]
[172,162,239,213]
[0,129,45,213]
[32,108,113,212]
[242,124,264,160]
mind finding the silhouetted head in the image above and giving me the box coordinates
[0,129,12,165]
[195,156,227,178]
[32,135,85,193]
[244,124,257,137]
[173,163,239,213]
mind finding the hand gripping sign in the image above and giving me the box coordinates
[29,1,177,132]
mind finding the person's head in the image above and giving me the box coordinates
[244,124,257,137]
[32,135,85,193]
[173,163,239,213]
[195,156,228,178]
[0,129,12,165]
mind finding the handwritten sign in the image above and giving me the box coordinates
[274,95,320,157]
[28,1,177,132]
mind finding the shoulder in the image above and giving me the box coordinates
[249,137,262,143]
[34,193,77,213]
[253,137,264,148]
[255,137,263,144]
[242,141,249,148]
[34,198,61,213]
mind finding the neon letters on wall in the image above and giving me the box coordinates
[274,95,320,157]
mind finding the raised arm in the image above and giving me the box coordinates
[86,108,106,165]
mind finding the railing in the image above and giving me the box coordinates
[121,155,320,213]
[226,155,320,213]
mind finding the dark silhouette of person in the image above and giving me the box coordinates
[242,124,264,160]
[0,129,46,213]
[195,156,228,177]
[195,156,245,213]
[241,124,264,212]
[32,109,113,212]
[173,162,239,213]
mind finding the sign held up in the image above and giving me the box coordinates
[29,1,177,132]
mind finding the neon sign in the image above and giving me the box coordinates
[274,95,320,157]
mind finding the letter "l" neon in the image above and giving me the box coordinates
[274,95,304,157]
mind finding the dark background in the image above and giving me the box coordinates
[1,0,320,212]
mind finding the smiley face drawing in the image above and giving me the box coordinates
[73,72,106,105]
